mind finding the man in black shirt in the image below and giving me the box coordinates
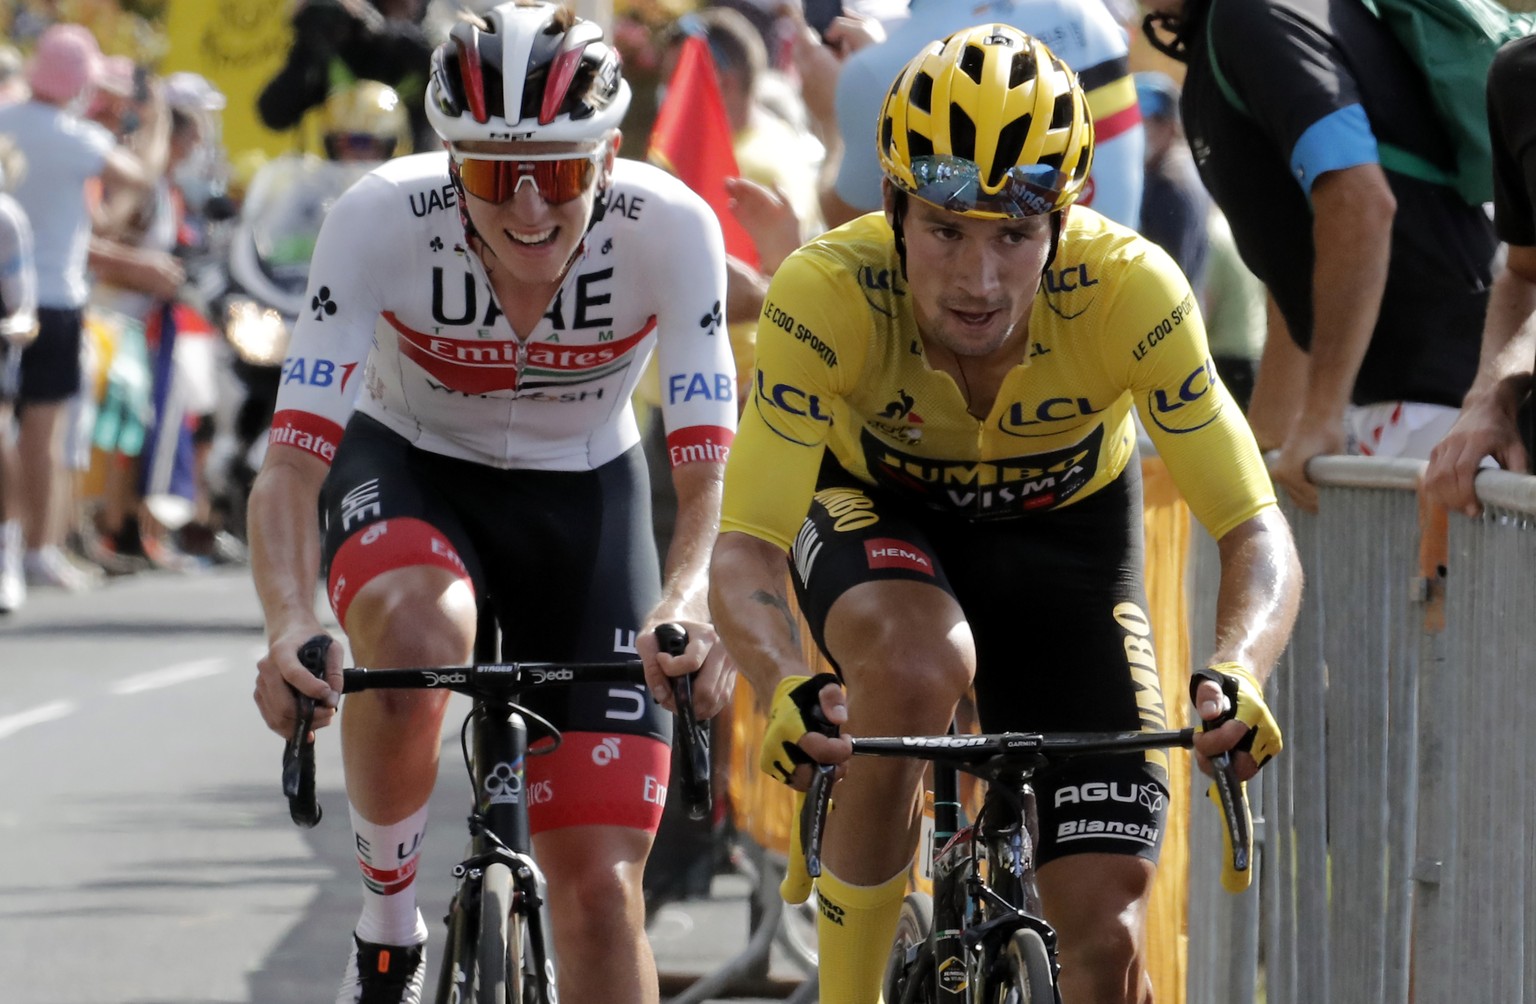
[1424,35,1536,516]
[257,0,434,155]
[1143,0,1498,510]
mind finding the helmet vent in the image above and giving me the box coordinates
[881,115,894,153]
[1051,92,1075,130]
[958,44,986,85]
[1009,50,1034,90]
[907,130,934,160]
[949,104,976,162]
[991,114,1032,186]
[909,71,934,113]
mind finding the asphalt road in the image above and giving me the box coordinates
[0,566,813,1003]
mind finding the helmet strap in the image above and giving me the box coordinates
[891,190,910,280]
[1043,211,1064,275]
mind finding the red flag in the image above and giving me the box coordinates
[648,34,758,267]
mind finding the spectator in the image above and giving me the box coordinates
[86,55,138,140]
[89,74,232,573]
[1142,0,1499,510]
[1136,70,1209,289]
[257,0,435,155]
[0,137,38,612]
[1423,35,1536,516]
[809,0,1146,231]
[661,6,826,244]
[0,24,159,590]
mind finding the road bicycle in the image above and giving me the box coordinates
[281,622,711,1004]
[800,721,1251,1003]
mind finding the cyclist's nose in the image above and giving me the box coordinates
[507,175,551,213]
[954,244,1005,301]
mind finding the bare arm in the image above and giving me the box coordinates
[248,446,341,737]
[709,530,810,696]
[1424,244,1536,515]
[1271,164,1397,511]
[709,530,849,770]
[653,459,725,625]
[1192,508,1304,779]
[640,459,735,717]
[1244,294,1306,451]
[87,236,185,301]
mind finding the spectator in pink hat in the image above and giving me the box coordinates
[0,24,162,591]
[25,23,101,106]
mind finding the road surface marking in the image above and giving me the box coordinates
[112,658,229,695]
[0,700,77,741]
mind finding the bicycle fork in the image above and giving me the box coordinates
[442,702,559,1004]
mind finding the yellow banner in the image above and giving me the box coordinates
[158,0,298,161]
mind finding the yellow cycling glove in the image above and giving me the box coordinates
[758,672,841,784]
[1190,661,1283,768]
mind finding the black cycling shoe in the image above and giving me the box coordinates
[335,934,426,1004]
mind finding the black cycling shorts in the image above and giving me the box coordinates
[18,307,84,404]
[789,457,1172,865]
[319,414,672,832]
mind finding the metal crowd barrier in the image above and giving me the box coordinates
[1185,457,1536,1004]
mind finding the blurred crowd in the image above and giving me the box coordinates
[0,0,1526,622]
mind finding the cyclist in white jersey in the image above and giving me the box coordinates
[248,5,738,1002]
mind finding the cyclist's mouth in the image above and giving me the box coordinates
[950,308,1000,328]
[506,226,558,248]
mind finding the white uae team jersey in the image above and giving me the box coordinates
[270,153,736,471]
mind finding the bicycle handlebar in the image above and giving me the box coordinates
[799,725,1253,893]
[281,623,712,828]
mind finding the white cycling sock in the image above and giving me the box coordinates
[350,803,431,946]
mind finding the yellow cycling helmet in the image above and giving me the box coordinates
[878,24,1094,219]
[321,81,411,161]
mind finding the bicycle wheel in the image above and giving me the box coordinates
[474,863,526,1004]
[882,892,935,1004]
[994,928,1054,1004]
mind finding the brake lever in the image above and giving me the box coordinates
[802,763,837,879]
[655,622,712,821]
[282,634,331,828]
[1201,676,1254,892]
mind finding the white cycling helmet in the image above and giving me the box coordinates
[425,1,631,148]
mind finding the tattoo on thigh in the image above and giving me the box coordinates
[750,588,801,647]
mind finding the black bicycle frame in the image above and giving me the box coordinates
[282,625,711,1003]
[805,727,1248,1004]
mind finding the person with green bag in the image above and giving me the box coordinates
[1141,0,1508,511]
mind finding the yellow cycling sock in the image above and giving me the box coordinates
[815,867,908,1004]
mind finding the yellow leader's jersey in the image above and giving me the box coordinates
[721,208,1277,551]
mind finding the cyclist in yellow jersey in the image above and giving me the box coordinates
[709,25,1303,1004]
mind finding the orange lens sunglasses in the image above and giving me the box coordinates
[455,153,600,205]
